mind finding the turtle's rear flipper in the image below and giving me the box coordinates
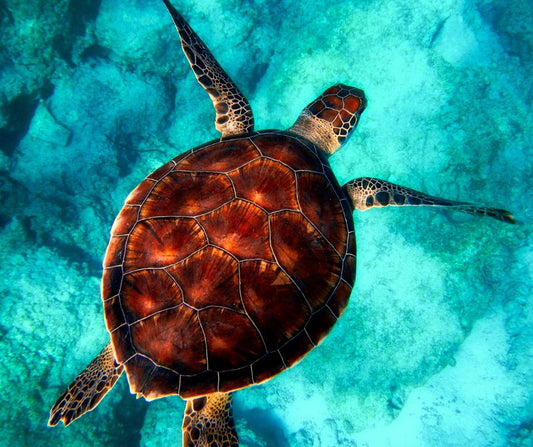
[182,393,239,447]
[344,177,515,224]
[48,342,124,426]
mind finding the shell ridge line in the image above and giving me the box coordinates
[190,197,236,219]
[136,179,158,207]
[298,209,342,259]
[163,268,185,302]
[325,304,339,321]
[181,302,198,311]
[293,172,303,215]
[294,168,324,175]
[259,155,301,172]
[110,204,141,237]
[202,242,240,264]
[303,328,316,347]
[225,155,264,174]
[172,168,228,175]
[115,269,128,332]
[129,303,182,326]
[229,196,269,215]
[193,304,248,313]
[323,276,344,318]
[174,148,195,162]
[237,262,270,353]
[103,293,119,303]
[109,321,127,333]
[139,359,159,395]
[250,136,322,173]
[146,159,178,180]
[133,352,179,375]
[122,351,138,365]
[105,261,124,269]
[266,213,278,269]
[135,215,201,223]
[327,168,349,204]
[119,324,135,362]
[105,233,131,267]
[249,350,280,368]
[225,172,238,197]
[277,350,288,369]
[270,208,341,261]
[110,210,138,268]
[196,309,210,371]
[345,229,356,256]
[122,238,208,275]
[267,235,314,314]
[193,218,210,245]
[174,134,259,164]
[249,136,264,156]
[339,277,353,289]
[234,256,279,263]
[119,224,136,270]
[285,133,322,159]
[276,320,315,353]
[121,265,165,276]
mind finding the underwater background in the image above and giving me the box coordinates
[0,0,531,446]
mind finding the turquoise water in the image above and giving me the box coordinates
[1,0,531,446]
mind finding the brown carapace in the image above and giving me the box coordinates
[48,0,514,445]
[103,132,355,400]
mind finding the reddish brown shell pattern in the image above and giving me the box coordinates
[101,131,356,400]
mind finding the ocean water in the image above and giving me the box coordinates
[0,0,531,446]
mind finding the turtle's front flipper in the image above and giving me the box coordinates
[182,393,239,447]
[344,177,515,224]
[48,342,124,426]
[162,0,254,138]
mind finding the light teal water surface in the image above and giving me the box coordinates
[0,0,531,446]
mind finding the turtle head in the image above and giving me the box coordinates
[289,84,366,155]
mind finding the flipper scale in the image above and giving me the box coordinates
[344,177,515,224]
[183,393,238,447]
[48,342,123,427]
[163,0,254,137]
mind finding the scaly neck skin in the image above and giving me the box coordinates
[288,110,341,155]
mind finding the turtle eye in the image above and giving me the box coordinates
[307,84,367,144]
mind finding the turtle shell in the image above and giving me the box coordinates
[101,131,356,400]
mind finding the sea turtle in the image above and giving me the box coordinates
[48,1,514,445]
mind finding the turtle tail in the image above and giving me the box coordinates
[48,342,124,426]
